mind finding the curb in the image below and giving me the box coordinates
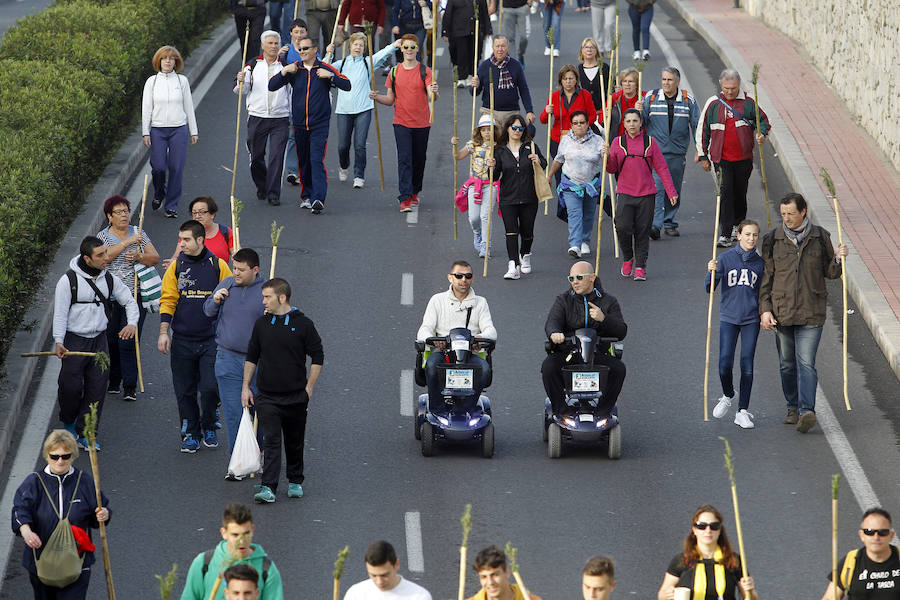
[665,0,900,383]
[0,19,236,475]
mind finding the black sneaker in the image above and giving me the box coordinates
[257,189,266,201]
[311,200,324,214]
[123,386,137,402]
[286,173,299,185]
[165,210,178,218]
[152,197,163,210]
[649,226,661,240]
[268,196,281,206]
[107,381,121,394]
[664,227,680,237]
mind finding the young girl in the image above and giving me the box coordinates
[706,220,764,429]
[451,114,500,257]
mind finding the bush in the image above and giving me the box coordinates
[0,0,227,366]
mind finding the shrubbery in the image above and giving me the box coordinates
[0,0,227,366]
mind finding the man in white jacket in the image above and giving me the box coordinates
[53,236,139,449]
[234,31,292,206]
[416,260,497,411]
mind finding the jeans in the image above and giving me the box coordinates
[285,120,299,178]
[718,321,760,411]
[591,3,616,52]
[149,125,188,212]
[542,4,563,49]
[425,352,492,412]
[171,335,218,440]
[256,392,308,491]
[561,189,597,249]
[628,4,653,52]
[394,124,430,202]
[215,350,258,453]
[106,300,147,389]
[247,115,290,201]
[715,158,753,237]
[468,183,492,253]
[614,192,654,267]
[501,5,529,60]
[336,110,372,179]
[653,153,686,230]
[775,324,823,414]
[268,0,298,42]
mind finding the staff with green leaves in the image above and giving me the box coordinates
[703,168,723,421]
[720,437,751,600]
[333,546,350,600]
[821,167,850,411]
[458,504,472,600]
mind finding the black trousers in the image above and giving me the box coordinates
[500,202,538,263]
[234,6,266,61]
[541,351,626,416]
[58,332,109,436]
[29,567,91,600]
[614,192,654,267]
[256,392,309,491]
[247,115,290,201]
[716,158,753,237]
[449,34,475,80]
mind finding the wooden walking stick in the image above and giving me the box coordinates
[543,28,555,215]
[133,173,149,393]
[606,40,620,258]
[594,49,617,270]
[720,437,751,599]
[751,63,771,230]
[329,0,347,53]
[205,538,245,600]
[470,0,480,134]
[482,70,496,277]
[230,23,251,251]
[505,543,532,600]
[269,221,284,279]
[832,474,841,600]
[84,403,115,600]
[155,564,178,600]
[294,0,301,19]
[22,352,111,372]
[457,504,472,600]
[333,546,350,600]
[614,6,619,75]
[452,65,460,240]
[821,167,851,411]
[364,23,386,191]
[703,168,723,421]
[430,0,439,122]
[498,0,503,38]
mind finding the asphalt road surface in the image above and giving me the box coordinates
[0,0,50,38]
[3,2,900,599]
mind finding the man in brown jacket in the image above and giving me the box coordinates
[759,193,847,433]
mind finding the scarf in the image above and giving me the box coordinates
[77,256,102,277]
[692,546,726,600]
[490,55,514,90]
[782,215,811,247]
[557,174,600,201]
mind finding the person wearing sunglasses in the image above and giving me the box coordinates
[12,429,111,599]
[416,260,497,413]
[822,507,900,600]
[269,38,351,214]
[657,505,756,600]
[541,261,626,419]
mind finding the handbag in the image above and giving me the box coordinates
[421,4,434,30]
[134,262,162,313]
[34,472,85,588]
[531,142,554,204]
[227,408,263,478]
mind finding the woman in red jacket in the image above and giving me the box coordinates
[540,64,596,184]
[607,66,645,137]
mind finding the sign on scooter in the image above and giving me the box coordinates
[572,371,600,392]
[446,368,474,389]
[451,339,470,352]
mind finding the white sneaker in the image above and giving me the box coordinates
[299,199,312,209]
[353,177,364,188]
[641,49,651,61]
[520,253,532,274]
[731,225,739,241]
[339,168,349,182]
[568,246,581,258]
[632,50,641,60]
[544,47,551,56]
[734,409,755,429]
[552,48,559,57]
[503,260,521,280]
[712,395,733,419]
[580,243,590,256]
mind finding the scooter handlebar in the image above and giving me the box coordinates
[420,336,496,352]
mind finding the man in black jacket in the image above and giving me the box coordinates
[541,261,627,416]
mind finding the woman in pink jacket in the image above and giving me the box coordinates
[603,108,677,281]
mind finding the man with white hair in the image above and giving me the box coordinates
[697,69,771,248]
[234,31,292,206]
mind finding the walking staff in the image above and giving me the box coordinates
[543,29,555,216]
[821,167,850,411]
[483,70,496,277]
[366,22,386,191]
[751,63,771,229]
[703,169,723,421]
[133,174,149,393]
[230,24,251,251]
[452,65,460,240]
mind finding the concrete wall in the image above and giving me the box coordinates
[742,0,899,171]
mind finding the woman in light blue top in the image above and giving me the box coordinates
[325,34,400,188]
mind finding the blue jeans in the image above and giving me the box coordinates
[149,125,188,212]
[718,321,760,410]
[106,300,147,388]
[268,0,297,42]
[542,4,563,49]
[215,349,258,453]
[775,325,824,413]
[393,124,430,202]
[171,335,218,439]
[468,183,492,252]
[561,189,596,249]
[653,153,686,230]
[425,352,491,412]
[628,4,653,51]
[285,121,299,179]
[336,110,372,179]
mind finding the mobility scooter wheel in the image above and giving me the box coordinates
[607,423,622,460]
[547,423,563,459]
[481,423,494,458]
[421,422,435,456]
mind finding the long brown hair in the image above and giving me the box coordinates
[681,504,738,569]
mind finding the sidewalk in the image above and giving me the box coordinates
[667,0,900,381]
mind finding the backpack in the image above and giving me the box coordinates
[202,550,271,583]
[217,223,233,261]
[66,269,114,321]
[647,88,690,107]
[390,64,427,101]
[618,132,652,175]
[838,548,859,589]
[338,56,369,79]
[761,226,829,263]
[34,472,85,588]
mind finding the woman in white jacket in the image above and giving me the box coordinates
[141,46,199,218]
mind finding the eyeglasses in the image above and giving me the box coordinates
[571,120,588,126]
[111,209,129,216]
[402,44,418,50]
[49,453,73,461]
[191,210,210,216]
[451,272,474,280]
[694,521,722,531]
[299,45,315,51]
[510,125,525,132]
[567,274,592,282]
[862,528,892,537]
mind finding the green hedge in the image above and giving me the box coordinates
[0,0,227,366]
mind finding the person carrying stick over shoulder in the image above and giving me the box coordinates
[452,114,501,258]
[467,546,542,600]
[343,540,432,600]
[821,507,900,600]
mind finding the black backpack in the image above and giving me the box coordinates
[66,269,114,320]
[390,63,427,100]
[618,132,652,175]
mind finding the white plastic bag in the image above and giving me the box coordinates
[227,408,262,477]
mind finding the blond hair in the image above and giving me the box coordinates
[152,45,184,72]
[618,67,639,87]
[348,32,368,47]
[43,429,79,462]
[578,38,599,63]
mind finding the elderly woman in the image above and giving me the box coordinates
[607,67,645,137]
[539,64,597,186]
[657,505,756,600]
[326,35,400,189]
[162,196,234,269]
[12,430,110,600]
[547,110,605,258]
[97,195,160,402]
[141,45,199,218]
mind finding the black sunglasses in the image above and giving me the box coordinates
[567,274,591,282]
[510,125,525,132]
[451,273,474,280]
[49,453,73,461]
[862,528,892,537]
[694,521,722,531]
[299,45,315,51]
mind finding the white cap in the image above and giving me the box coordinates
[477,114,496,128]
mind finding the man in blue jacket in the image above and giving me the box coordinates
[470,36,535,129]
[641,66,699,239]
[269,44,351,214]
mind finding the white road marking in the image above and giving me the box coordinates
[405,511,425,572]
[400,369,414,416]
[406,207,419,224]
[401,272,414,305]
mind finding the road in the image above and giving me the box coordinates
[3,1,900,598]
[0,0,50,38]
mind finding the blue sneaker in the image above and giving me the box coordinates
[77,437,100,452]
[287,483,304,498]
[202,429,218,448]
[254,485,276,504]
[181,435,200,453]
[62,422,77,437]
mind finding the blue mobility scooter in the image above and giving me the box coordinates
[414,327,496,458]
[542,328,624,459]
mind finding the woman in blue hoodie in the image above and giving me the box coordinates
[706,220,764,429]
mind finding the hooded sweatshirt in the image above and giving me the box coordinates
[181,541,283,600]
[160,248,232,340]
[706,245,764,326]
[203,274,266,355]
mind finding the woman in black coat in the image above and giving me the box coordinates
[442,0,492,84]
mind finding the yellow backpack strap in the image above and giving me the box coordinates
[840,548,859,589]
